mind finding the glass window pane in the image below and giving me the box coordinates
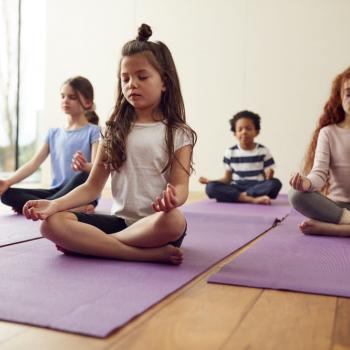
[0,0,19,175]
[18,0,46,182]
[0,0,45,182]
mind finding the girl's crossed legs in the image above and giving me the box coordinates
[206,179,281,204]
[1,172,97,214]
[288,189,350,236]
[40,209,186,264]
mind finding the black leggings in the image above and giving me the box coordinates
[1,172,97,213]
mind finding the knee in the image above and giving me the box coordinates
[288,188,307,209]
[40,213,60,240]
[205,182,217,198]
[269,178,282,198]
[40,212,71,241]
[157,210,186,240]
[1,188,14,205]
[272,178,282,190]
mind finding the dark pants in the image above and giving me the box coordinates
[1,172,97,213]
[72,212,187,247]
[205,178,282,202]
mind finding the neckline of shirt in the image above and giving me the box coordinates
[133,121,164,127]
[333,123,350,132]
[64,123,91,132]
[236,142,258,151]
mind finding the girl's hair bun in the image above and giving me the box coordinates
[137,23,152,41]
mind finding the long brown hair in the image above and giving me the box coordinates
[103,24,197,173]
[63,76,99,125]
[303,66,350,175]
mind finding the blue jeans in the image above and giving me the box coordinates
[205,179,282,202]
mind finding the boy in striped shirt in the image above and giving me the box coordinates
[199,110,282,204]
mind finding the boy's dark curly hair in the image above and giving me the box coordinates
[229,110,261,132]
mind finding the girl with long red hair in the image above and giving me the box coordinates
[289,66,350,236]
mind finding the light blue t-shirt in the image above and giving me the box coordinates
[45,123,100,188]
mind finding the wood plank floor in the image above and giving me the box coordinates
[0,192,349,350]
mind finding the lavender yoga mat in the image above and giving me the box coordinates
[0,207,41,246]
[0,198,112,246]
[209,210,350,298]
[183,194,290,220]
[0,211,276,337]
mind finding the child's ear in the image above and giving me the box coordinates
[78,92,92,109]
[161,75,168,92]
[161,81,166,92]
[84,99,93,109]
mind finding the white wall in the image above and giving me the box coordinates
[42,0,350,193]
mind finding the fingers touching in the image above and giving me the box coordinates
[152,183,178,212]
[289,172,311,192]
[72,151,87,171]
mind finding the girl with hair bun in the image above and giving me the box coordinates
[24,24,197,264]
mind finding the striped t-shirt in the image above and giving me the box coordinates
[223,143,275,183]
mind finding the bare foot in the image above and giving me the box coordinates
[239,193,271,205]
[161,245,183,265]
[84,204,96,214]
[70,204,96,214]
[253,195,271,205]
[299,219,346,236]
[56,243,183,264]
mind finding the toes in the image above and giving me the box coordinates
[86,205,95,214]
[167,246,183,265]
[171,255,183,265]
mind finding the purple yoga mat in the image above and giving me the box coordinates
[209,210,350,298]
[0,199,112,246]
[183,194,290,220]
[0,207,41,246]
[0,211,276,337]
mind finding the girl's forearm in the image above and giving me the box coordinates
[83,162,93,172]
[52,183,100,211]
[174,184,189,206]
[307,171,326,191]
[7,163,38,186]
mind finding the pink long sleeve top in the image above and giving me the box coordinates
[307,124,350,202]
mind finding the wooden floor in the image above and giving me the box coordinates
[0,192,349,350]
